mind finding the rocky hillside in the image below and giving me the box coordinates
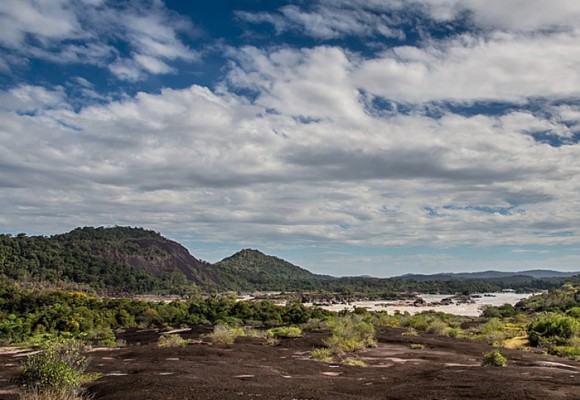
[0,226,217,294]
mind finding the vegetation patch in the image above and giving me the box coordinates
[309,348,334,363]
[267,326,302,338]
[158,333,189,348]
[341,357,367,367]
[323,315,377,355]
[206,324,246,347]
[19,338,91,399]
[482,349,507,367]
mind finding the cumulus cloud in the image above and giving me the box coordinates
[0,0,198,80]
[3,1,580,273]
[2,75,580,250]
[354,31,580,103]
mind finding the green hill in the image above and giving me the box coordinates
[211,249,328,291]
[0,226,217,294]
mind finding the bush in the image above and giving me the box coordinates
[401,328,418,337]
[482,349,507,367]
[158,333,189,348]
[267,326,302,338]
[552,345,580,360]
[528,314,580,347]
[341,357,366,367]
[566,307,580,319]
[20,339,88,397]
[310,348,333,363]
[206,324,245,347]
[323,315,376,355]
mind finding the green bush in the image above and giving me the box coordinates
[323,315,376,355]
[206,324,245,347]
[158,333,189,348]
[482,349,507,367]
[310,348,333,363]
[341,357,366,367]
[20,339,88,396]
[552,345,580,360]
[267,326,302,338]
[528,314,580,347]
[566,307,580,319]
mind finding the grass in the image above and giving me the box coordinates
[410,343,425,350]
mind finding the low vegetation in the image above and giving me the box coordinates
[206,324,246,347]
[482,349,507,367]
[20,338,91,400]
[267,326,302,338]
[157,333,189,348]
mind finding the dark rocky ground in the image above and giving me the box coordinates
[1,327,579,400]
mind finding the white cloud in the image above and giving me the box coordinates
[238,4,403,40]
[1,78,580,249]
[0,0,198,80]
[239,1,580,44]
[411,0,580,31]
[0,0,78,47]
[354,31,580,103]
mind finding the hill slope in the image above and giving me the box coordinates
[0,226,217,294]
[211,249,329,291]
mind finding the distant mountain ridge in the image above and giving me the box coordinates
[398,270,580,281]
[1,226,579,294]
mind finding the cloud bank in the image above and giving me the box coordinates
[2,0,580,273]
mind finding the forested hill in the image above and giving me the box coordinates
[0,226,218,294]
[211,249,330,291]
[1,226,579,295]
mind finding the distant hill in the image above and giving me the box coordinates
[399,270,580,281]
[0,226,217,294]
[1,226,579,295]
[211,249,330,291]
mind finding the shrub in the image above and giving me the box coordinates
[552,345,580,360]
[371,312,401,328]
[323,315,376,355]
[310,348,333,363]
[566,307,580,319]
[341,357,367,367]
[158,333,189,348]
[267,326,302,338]
[20,338,88,397]
[482,349,507,367]
[426,320,449,335]
[206,324,245,347]
[528,314,580,347]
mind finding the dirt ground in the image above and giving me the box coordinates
[1,327,579,400]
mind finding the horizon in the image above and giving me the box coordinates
[2,1,580,276]
[3,225,580,278]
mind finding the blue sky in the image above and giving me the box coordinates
[2,0,580,276]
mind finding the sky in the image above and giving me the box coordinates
[1,0,580,277]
